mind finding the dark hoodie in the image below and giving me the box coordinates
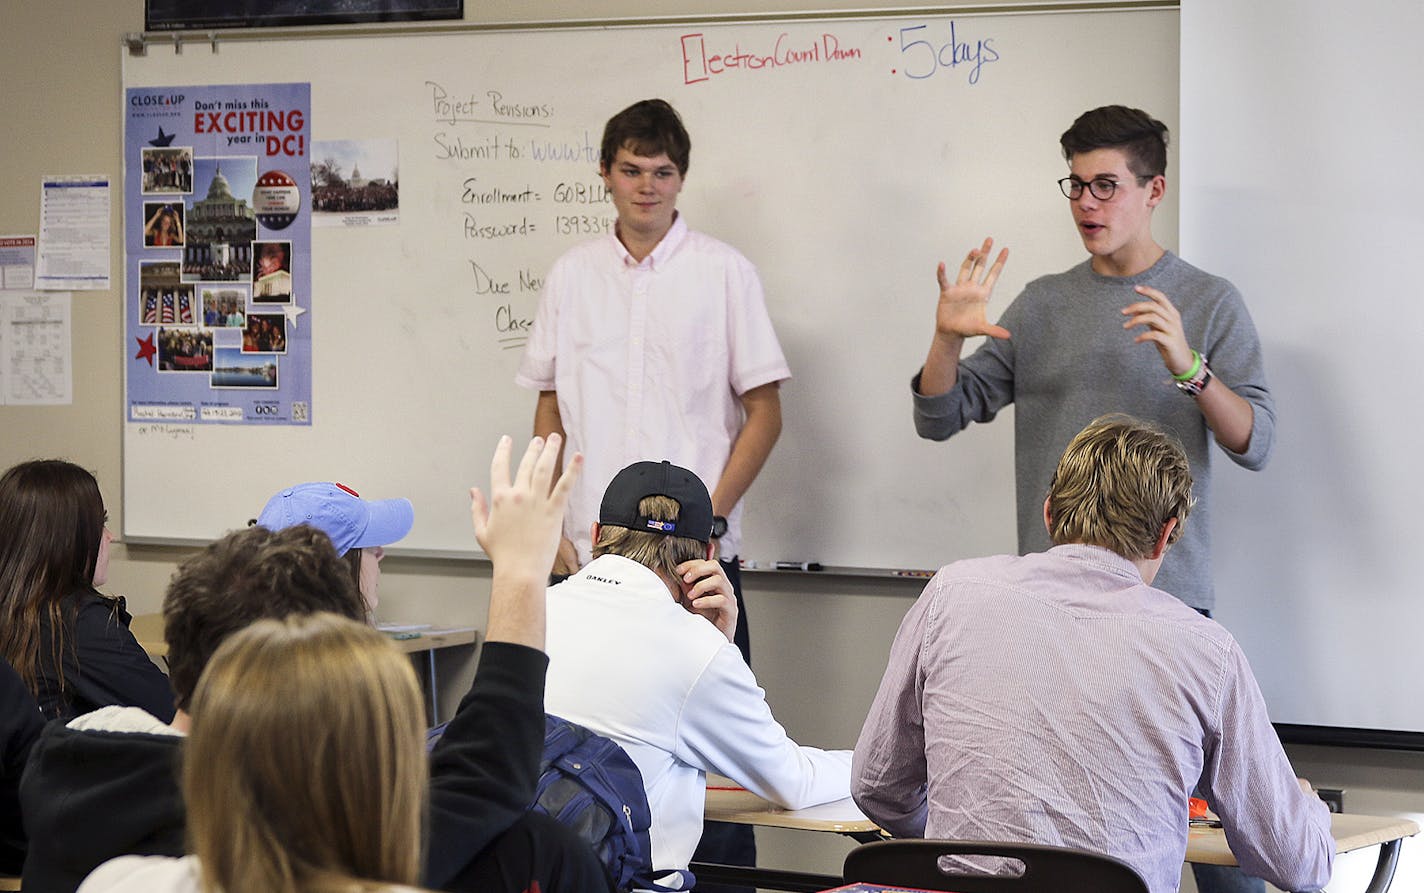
[0,661,44,876]
[19,718,185,892]
[18,641,560,893]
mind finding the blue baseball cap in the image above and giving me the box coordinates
[257,482,413,556]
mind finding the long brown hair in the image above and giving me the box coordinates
[0,459,106,699]
[184,613,427,893]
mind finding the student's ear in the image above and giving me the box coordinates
[590,522,601,546]
[1150,517,1178,560]
[1042,497,1053,537]
[704,541,715,561]
[1147,174,1167,208]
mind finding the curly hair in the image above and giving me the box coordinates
[162,524,365,711]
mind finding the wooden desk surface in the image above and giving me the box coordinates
[132,613,478,658]
[705,777,879,835]
[705,780,1420,865]
[1186,813,1420,866]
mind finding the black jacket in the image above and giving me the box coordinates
[18,641,547,893]
[19,719,185,892]
[36,589,175,724]
[426,641,548,889]
[0,661,43,875]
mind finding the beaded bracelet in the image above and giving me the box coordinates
[1175,353,1212,397]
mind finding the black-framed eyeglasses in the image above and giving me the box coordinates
[1057,174,1151,201]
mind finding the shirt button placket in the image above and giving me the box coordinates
[626,267,650,458]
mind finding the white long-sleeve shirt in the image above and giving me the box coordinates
[544,555,851,872]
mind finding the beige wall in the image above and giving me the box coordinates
[3,3,1419,890]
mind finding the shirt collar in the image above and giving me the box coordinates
[611,213,689,271]
[1048,542,1145,583]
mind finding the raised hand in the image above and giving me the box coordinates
[935,237,1011,341]
[471,434,582,583]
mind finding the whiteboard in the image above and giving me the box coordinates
[1183,0,1424,741]
[122,9,1178,566]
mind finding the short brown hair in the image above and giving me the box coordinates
[1060,105,1170,179]
[593,495,705,575]
[162,524,365,711]
[1046,415,1194,559]
[600,99,691,177]
[185,613,425,893]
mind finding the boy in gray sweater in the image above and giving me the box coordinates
[911,104,1274,614]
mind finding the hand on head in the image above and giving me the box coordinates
[674,558,738,643]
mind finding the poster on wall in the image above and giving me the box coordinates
[124,82,311,425]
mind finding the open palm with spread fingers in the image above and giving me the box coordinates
[470,433,581,582]
[937,237,1012,340]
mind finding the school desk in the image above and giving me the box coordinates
[132,613,478,723]
[698,781,1420,893]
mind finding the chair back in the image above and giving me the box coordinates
[843,839,1149,893]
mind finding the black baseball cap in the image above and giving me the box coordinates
[599,460,714,544]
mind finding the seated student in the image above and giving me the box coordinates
[0,459,174,722]
[78,613,434,893]
[543,460,852,876]
[23,435,610,893]
[256,479,415,616]
[0,659,43,876]
[852,415,1333,893]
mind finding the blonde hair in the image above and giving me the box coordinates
[593,495,706,574]
[183,613,427,893]
[1046,414,1195,559]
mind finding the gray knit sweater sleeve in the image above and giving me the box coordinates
[1191,272,1275,470]
[910,322,1017,440]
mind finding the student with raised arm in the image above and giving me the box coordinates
[26,436,609,893]
[78,612,434,893]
